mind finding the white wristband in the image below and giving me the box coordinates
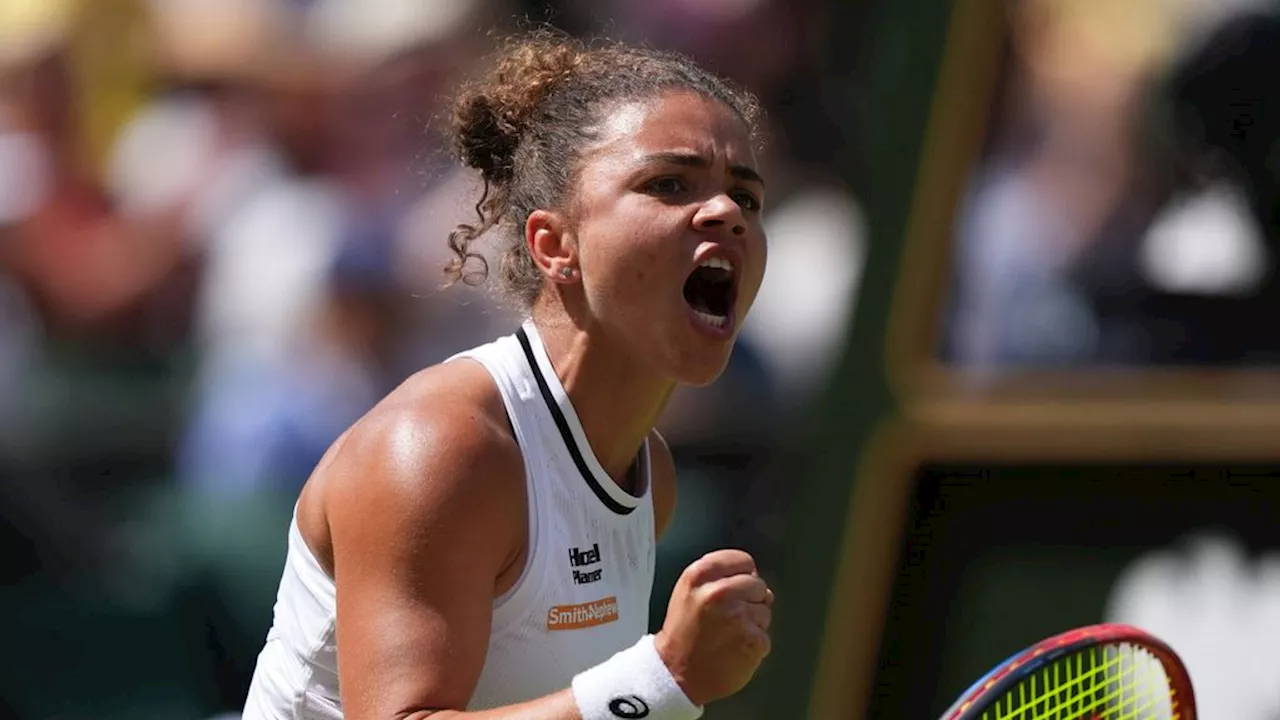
[571,634,703,720]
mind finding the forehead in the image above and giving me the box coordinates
[587,90,757,165]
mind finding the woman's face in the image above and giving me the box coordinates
[565,89,768,387]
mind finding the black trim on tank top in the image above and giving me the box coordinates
[516,327,639,516]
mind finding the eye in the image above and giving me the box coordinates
[646,176,688,196]
[732,190,762,212]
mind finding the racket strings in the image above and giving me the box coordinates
[979,643,1180,720]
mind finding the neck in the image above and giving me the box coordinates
[529,305,675,484]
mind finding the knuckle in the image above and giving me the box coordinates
[701,582,735,607]
[683,558,713,585]
[712,548,755,569]
[727,548,756,569]
[685,550,759,591]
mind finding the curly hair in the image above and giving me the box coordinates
[443,29,763,308]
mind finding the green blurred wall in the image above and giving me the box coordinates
[757,1,960,717]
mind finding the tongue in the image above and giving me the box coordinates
[690,296,719,315]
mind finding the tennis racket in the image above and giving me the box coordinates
[939,623,1196,720]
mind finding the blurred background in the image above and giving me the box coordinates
[0,0,860,717]
[4,0,1280,718]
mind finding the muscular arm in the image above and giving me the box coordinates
[324,367,586,720]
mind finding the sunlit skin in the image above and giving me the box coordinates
[526,89,769,479]
[289,89,770,718]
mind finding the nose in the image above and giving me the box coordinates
[692,193,747,236]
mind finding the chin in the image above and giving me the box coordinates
[669,344,736,388]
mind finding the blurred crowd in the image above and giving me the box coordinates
[0,0,861,717]
[944,0,1280,367]
[11,0,1280,717]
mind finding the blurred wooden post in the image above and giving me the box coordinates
[759,1,985,718]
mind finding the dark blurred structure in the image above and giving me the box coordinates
[788,3,1280,720]
[1143,8,1280,362]
[865,451,1280,720]
[943,0,1280,366]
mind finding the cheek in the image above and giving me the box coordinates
[743,234,769,301]
[583,218,680,295]
[611,240,673,310]
[624,247,653,284]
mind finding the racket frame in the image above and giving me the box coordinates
[938,623,1196,720]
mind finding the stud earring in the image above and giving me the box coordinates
[560,267,575,279]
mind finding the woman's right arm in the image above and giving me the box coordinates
[321,365,566,719]
[323,370,770,720]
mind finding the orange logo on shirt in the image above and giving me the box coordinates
[546,596,619,630]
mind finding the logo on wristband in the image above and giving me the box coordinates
[608,695,650,718]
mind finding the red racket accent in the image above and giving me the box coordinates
[939,623,1197,720]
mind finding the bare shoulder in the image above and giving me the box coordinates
[648,428,678,539]
[298,359,525,573]
[299,360,533,714]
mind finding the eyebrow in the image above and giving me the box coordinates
[639,151,766,187]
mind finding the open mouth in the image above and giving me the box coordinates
[682,256,737,330]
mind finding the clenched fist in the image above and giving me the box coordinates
[653,549,774,706]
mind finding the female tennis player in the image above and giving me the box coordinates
[243,29,772,720]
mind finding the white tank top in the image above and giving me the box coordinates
[242,321,657,718]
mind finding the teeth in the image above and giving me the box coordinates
[699,257,733,272]
[692,309,729,329]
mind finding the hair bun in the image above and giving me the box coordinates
[450,33,583,183]
[442,27,762,308]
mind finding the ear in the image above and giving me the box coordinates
[526,209,579,284]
